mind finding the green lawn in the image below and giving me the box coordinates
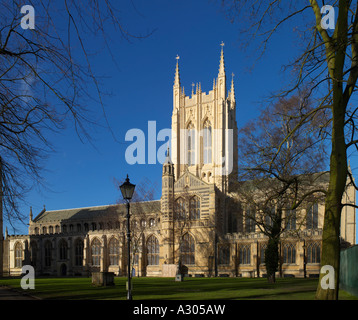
[0,276,357,300]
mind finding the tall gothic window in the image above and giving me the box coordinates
[286,209,296,230]
[218,244,230,265]
[203,120,212,164]
[147,235,159,266]
[108,237,120,266]
[175,198,186,220]
[283,243,296,264]
[239,244,251,265]
[91,238,101,266]
[260,243,267,265]
[245,208,255,233]
[307,242,321,263]
[187,123,195,166]
[59,239,68,260]
[306,203,318,229]
[14,242,23,268]
[189,196,200,220]
[181,233,195,265]
[44,241,52,267]
[75,239,84,266]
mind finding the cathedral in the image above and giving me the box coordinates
[0,46,356,279]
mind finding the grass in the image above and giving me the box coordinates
[0,276,357,300]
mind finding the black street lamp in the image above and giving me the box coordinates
[120,175,136,300]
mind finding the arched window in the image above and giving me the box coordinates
[141,219,147,228]
[286,209,296,230]
[283,243,296,264]
[91,238,101,266]
[306,203,318,229]
[75,239,84,266]
[84,223,89,232]
[147,236,159,266]
[59,239,68,260]
[260,243,267,265]
[149,218,156,227]
[55,225,60,233]
[189,196,200,220]
[108,237,120,266]
[131,220,138,230]
[181,233,195,265]
[49,226,53,234]
[77,224,82,232]
[34,227,39,235]
[187,123,195,166]
[245,208,255,233]
[203,120,212,164]
[239,244,251,265]
[307,242,321,263]
[218,244,230,265]
[175,198,186,220]
[42,226,47,234]
[44,241,52,267]
[14,242,23,268]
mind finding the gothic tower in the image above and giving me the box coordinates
[170,44,238,194]
[161,148,175,263]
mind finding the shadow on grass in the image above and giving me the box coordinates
[1,276,354,300]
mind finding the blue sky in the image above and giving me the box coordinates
[8,0,357,240]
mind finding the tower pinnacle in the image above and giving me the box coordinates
[230,72,235,102]
[219,42,225,76]
[174,55,181,88]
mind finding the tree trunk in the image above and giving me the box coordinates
[315,84,347,300]
[265,237,279,283]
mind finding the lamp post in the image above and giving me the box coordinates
[120,175,136,300]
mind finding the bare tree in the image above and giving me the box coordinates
[234,92,328,282]
[0,0,151,230]
[220,0,358,299]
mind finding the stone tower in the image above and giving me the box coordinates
[161,148,175,263]
[170,44,238,194]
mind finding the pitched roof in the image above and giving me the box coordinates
[33,200,161,224]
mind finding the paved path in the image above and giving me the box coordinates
[0,286,39,300]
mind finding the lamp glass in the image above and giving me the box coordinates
[120,176,136,200]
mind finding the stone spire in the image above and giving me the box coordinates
[163,146,174,176]
[218,42,225,76]
[164,146,172,165]
[230,73,236,102]
[174,55,181,88]
[217,42,227,99]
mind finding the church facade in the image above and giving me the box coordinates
[1,46,356,278]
